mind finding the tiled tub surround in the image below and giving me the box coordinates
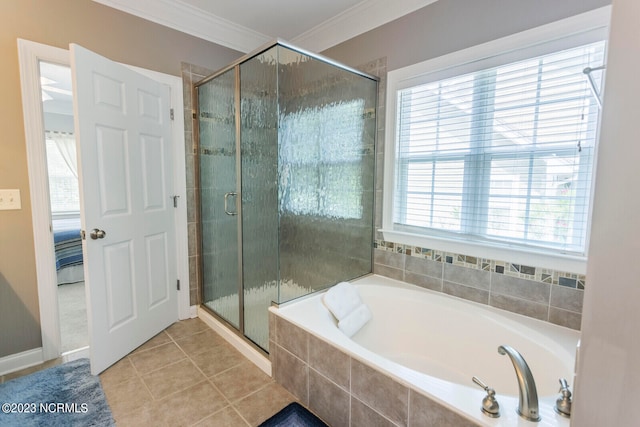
[269,275,579,427]
[374,241,585,330]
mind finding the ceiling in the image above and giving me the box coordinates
[42,0,438,116]
[93,0,438,53]
[40,62,73,116]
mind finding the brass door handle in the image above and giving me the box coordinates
[89,228,106,240]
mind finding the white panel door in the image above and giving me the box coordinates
[70,44,177,375]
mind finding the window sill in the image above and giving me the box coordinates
[379,228,587,275]
[51,212,81,220]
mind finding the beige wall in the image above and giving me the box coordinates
[0,0,242,358]
[323,0,610,73]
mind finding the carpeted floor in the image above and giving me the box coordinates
[57,282,89,353]
[0,358,114,426]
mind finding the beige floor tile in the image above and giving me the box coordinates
[4,318,312,427]
[112,401,167,427]
[190,343,244,377]
[102,376,154,419]
[233,382,296,426]
[141,359,205,400]
[175,328,228,357]
[211,362,273,402]
[194,406,251,427]
[132,331,173,354]
[129,342,186,374]
[157,380,229,427]
[165,318,209,340]
[99,356,137,389]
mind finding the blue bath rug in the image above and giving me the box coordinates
[0,358,114,427]
[259,402,328,427]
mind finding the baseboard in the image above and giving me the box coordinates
[0,347,44,376]
[189,305,198,318]
[197,307,272,376]
[61,346,90,363]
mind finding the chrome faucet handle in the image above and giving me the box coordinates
[558,378,570,392]
[554,378,572,418]
[472,376,500,418]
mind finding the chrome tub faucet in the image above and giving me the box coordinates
[498,345,541,422]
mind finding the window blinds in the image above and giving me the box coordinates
[394,41,606,254]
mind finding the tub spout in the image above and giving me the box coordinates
[498,345,541,422]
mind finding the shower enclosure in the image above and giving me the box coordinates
[196,40,378,352]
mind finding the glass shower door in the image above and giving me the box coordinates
[198,68,241,329]
[196,40,378,355]
[240,47,279,351]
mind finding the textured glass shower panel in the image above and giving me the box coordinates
[239,47,279,350]
[198,69,240,329]
[277,46,378,300]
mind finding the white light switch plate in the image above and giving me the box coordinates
[0,189,21,210]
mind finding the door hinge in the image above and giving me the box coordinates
[177,279,180,291]
[171,195,180,208]
[170,108,175,120]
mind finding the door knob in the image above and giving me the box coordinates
[89,228,106,240]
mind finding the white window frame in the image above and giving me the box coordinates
[382,6,611,274]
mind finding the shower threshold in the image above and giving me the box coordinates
[199,279,315,376]
[197,306,272,376]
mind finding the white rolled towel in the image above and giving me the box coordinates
[322,281,363,321]
[338,303,372,337]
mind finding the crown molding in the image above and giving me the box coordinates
[93,0,270,53]
[94,0,438,54]
[291,0,439,52]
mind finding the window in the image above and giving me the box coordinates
[383,9,609,270]
[45,131,80,214]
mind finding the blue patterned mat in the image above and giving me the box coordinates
[259,402,328,427]
[0,358,114,427]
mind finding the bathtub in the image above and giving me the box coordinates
[270,274,579,426]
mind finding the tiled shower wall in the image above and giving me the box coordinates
[182,56,585,330]
[181,62,214,307]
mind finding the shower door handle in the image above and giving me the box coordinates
[224,192,238,216]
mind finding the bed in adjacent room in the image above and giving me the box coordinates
[53,217,84,285]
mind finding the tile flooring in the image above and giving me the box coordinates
[3,318,299,426]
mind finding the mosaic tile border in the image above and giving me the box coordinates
[373,239,586,290]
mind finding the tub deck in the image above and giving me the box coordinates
[270,274,579,426]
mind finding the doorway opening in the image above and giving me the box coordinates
[40,61,89,355]
[18,39,189,374]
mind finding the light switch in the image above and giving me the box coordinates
[0,189,22,210]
